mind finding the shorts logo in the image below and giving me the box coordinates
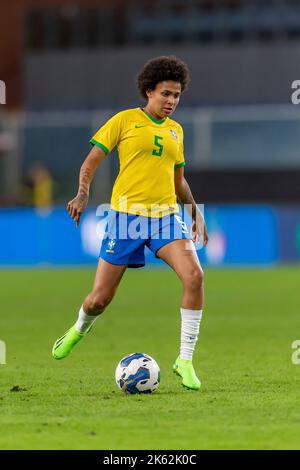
[170,130,177,140]
[106,238,116,253]
[174,215,188,234]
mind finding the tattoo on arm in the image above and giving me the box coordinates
[77,191,89,209]
[79,167,92,195]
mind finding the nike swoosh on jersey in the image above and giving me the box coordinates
[135,124,146,128]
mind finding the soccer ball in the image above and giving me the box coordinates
[115,352,160,394]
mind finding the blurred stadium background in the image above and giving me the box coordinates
[2,0,300,451]
[1,0,300,268]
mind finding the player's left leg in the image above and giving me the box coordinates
[156,239,204,390]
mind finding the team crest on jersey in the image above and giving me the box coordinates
[170,130,178,140]
[106,238,116,253]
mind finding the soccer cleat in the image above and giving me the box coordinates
[173,356,201,390]
[52,325,86,360]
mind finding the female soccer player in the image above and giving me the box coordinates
[52,55,208,390]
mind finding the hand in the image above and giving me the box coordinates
[191,214,209,247]
[67,191,89,227]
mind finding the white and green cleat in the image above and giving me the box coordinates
[173,356,201,390]
[52,325,85,360]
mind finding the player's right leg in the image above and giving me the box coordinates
[52,259,127,360]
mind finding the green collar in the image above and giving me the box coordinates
[140,108,167,125]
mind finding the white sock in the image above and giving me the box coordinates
[75,306,99,334]
[180,308,203,361]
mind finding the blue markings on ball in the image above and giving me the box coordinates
[120,353,148,367]
[116,352,160,394]
[123,366,150,394]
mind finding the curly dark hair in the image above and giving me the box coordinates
[136,55,190,100]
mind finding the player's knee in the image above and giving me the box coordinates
[184,267,204,291]
[86,293,112,314]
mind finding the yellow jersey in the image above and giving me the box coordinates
[90,107,185,217]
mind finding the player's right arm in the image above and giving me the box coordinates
[68,111,124,227]
[67,145,106,227]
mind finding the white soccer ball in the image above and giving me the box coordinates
[115,352,160,394]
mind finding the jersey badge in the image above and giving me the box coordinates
[170,130,178,140]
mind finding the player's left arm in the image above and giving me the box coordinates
[174,166,209,246]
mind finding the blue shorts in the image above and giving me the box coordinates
[100,210,189,268]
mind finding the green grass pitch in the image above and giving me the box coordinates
[0,266,299,450]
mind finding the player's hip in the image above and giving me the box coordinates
[99,210,190,268]
[102,209,189,241]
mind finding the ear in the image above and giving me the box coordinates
[146,89,152,99]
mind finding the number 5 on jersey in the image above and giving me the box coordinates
[152,135,164,157]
